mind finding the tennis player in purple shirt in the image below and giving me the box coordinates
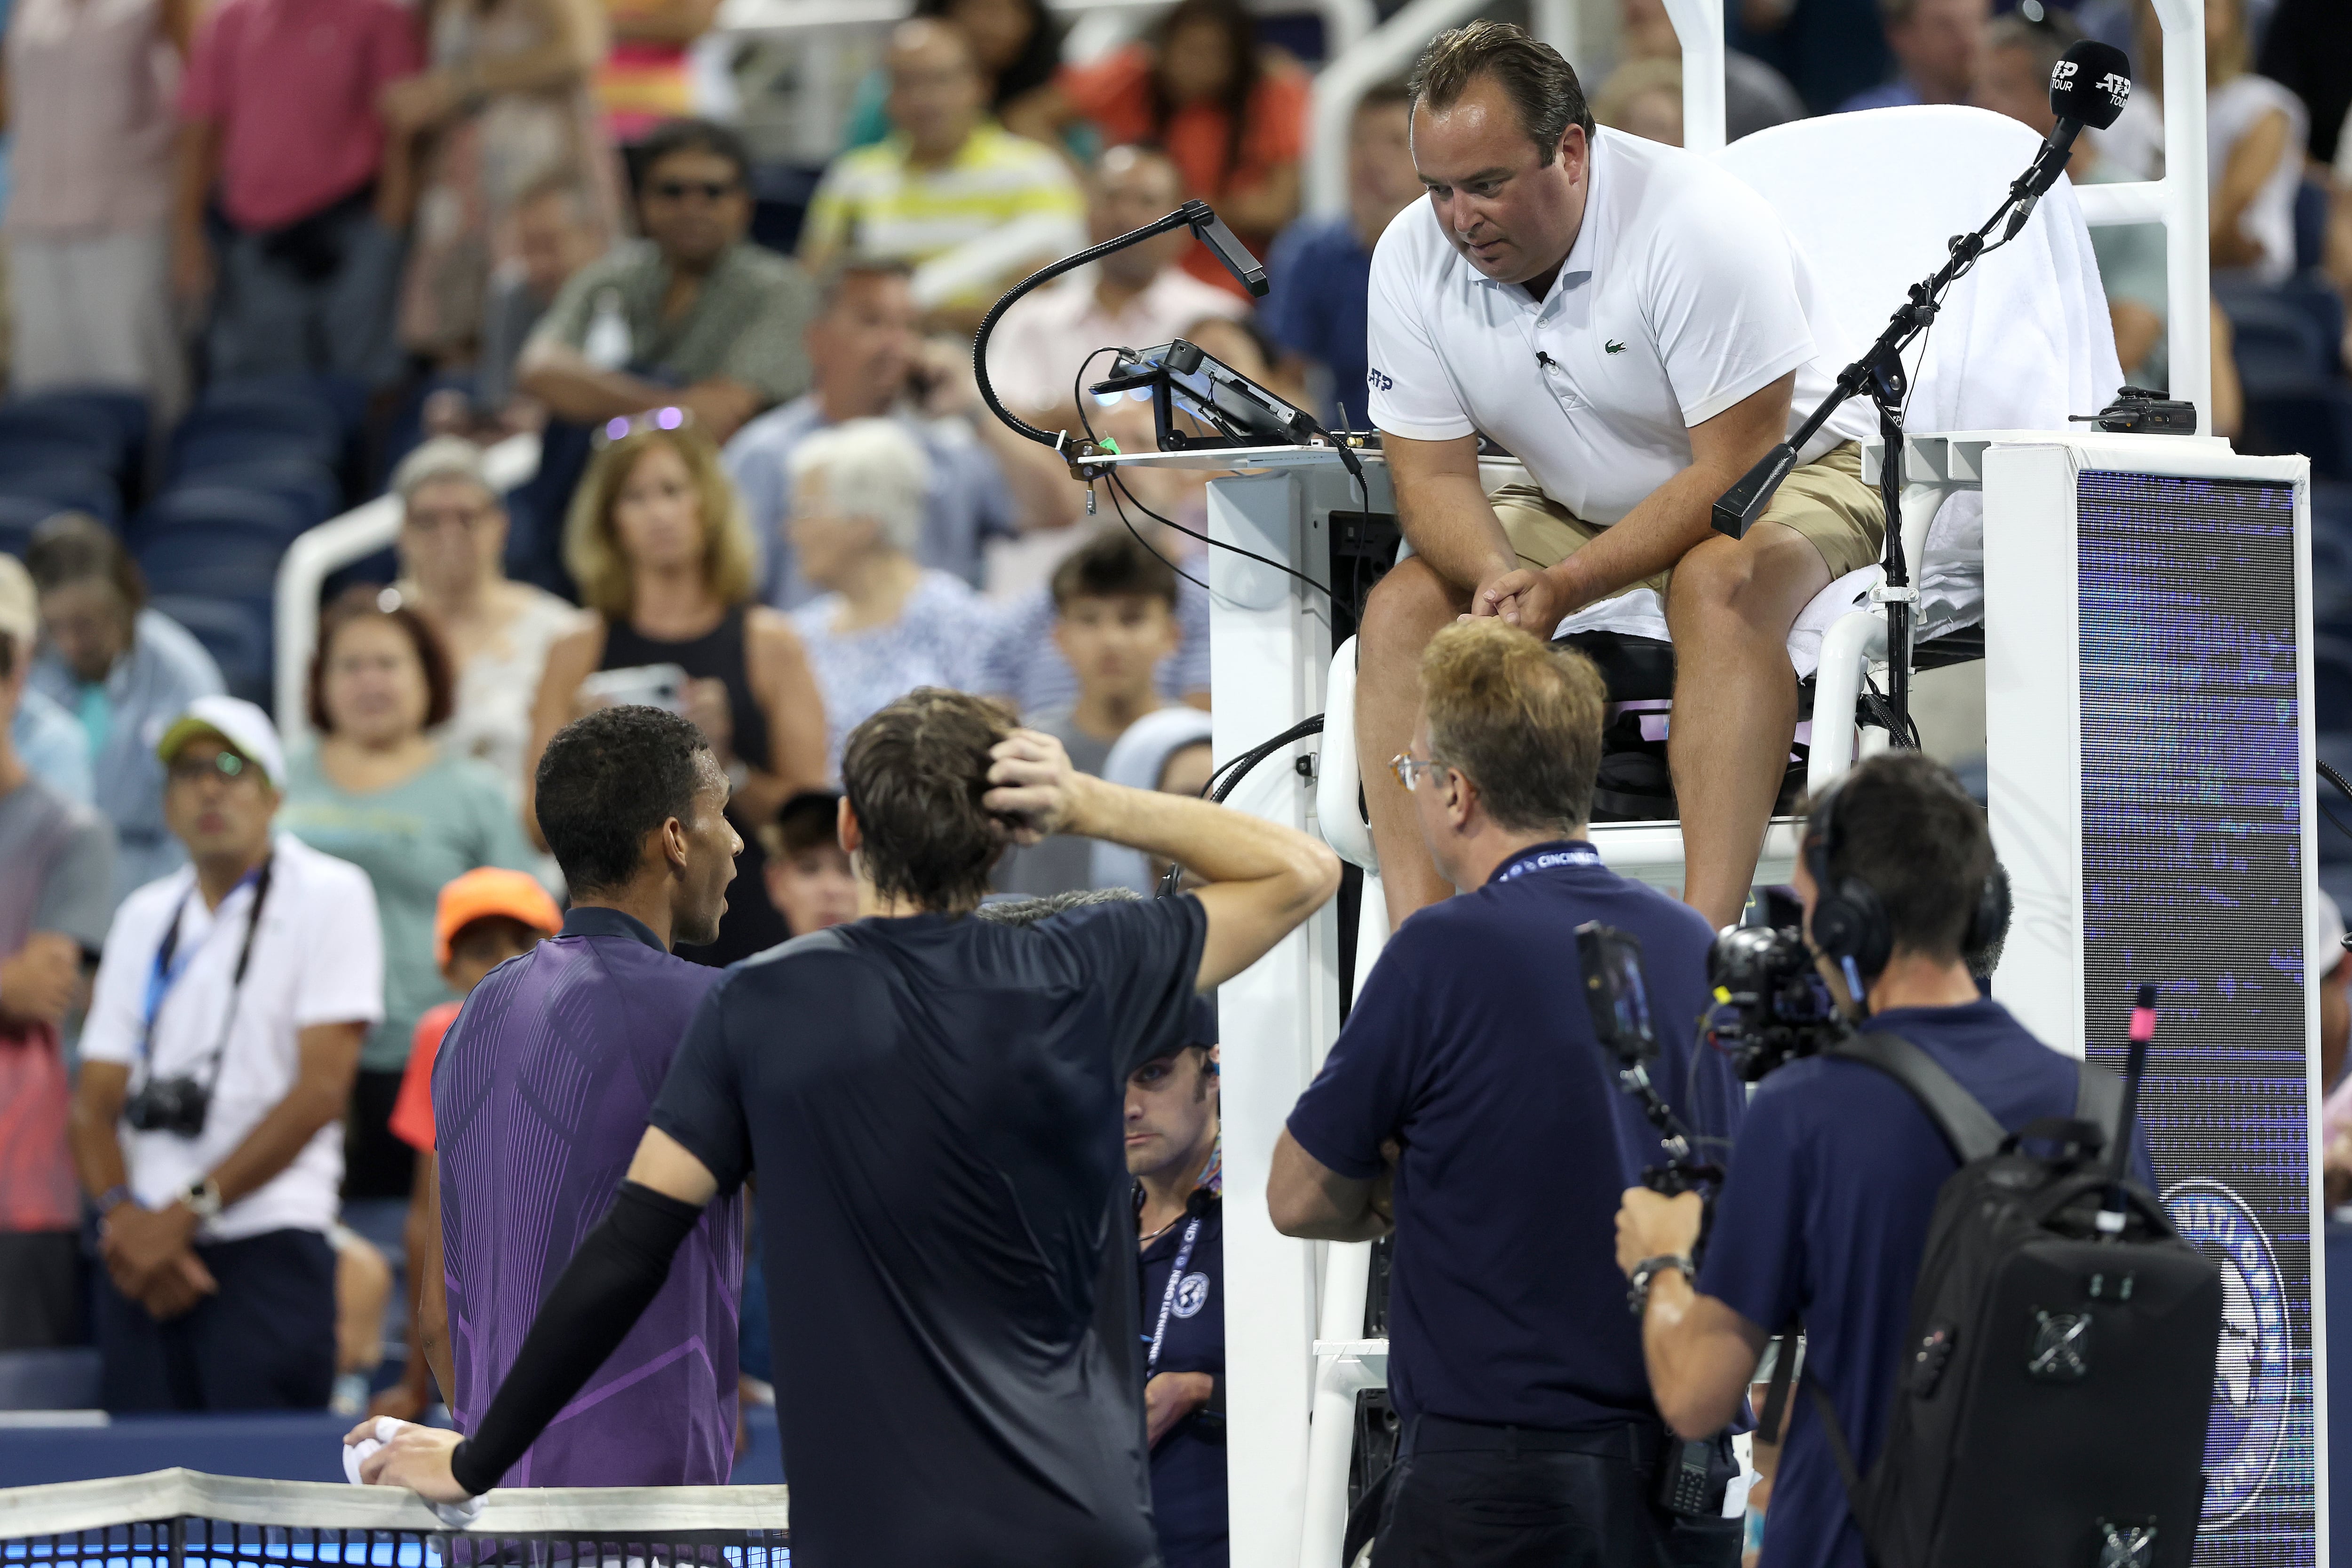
[430,705,746,1486]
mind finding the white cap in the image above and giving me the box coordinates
[2316,891,2346,978]
[156,695,286,789]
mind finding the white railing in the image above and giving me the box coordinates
[272,433,541,740]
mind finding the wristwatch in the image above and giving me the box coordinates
[95,1184,136,1216]
[1627,1253,1696,1316]
[181,1175,224,1222]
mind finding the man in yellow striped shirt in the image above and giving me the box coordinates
[800,20,1085,332]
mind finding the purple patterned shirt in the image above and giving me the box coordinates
[434,906,743,1487]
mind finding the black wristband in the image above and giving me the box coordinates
[454,1180,706,1494]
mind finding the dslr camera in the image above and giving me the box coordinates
[124,1076,212,1138]
[1705,891,1850,1082]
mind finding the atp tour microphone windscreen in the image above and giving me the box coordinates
[2048,39,2131,130]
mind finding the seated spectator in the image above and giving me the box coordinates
[519,119,815,444]
[25,514,226,908]
[994,530,1184,896]
[1261,85,1419,431]
[983,144,1247,437]
[437,174,610,436]
[759,788,857,935]
[172,0,420,384]
[369,866,562,1421]
[389,440,579,799]
[528,416,829,963]
[1592,55,1685,145]
[1041,0,1308,295]
[383,0,619,365]
[15,680,95,807]
[1833,0,1986,114]
[1978,12,2167,383]
[71,697,383,1411]
[3,0,188,419]
[1615,0,1804,142]
[799,20,1084,331]
[726,258,1072,609]
[783,420,1000,775]
[842,0,1065,153]
[2101,0,2305,286]
[278,594,539,1227]
[1091,704,1215,894]
[0,556,115,1353]
[981,529,1210,720]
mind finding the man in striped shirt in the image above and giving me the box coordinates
[799,20,1084,330]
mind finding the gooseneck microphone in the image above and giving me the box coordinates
[2003,39,2132,238]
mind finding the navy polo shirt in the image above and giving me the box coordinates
[1698,999,2158,1568]
[1285,840,1740,1430]
[1139,1188,1225,1568]
[1261,215,1375,428]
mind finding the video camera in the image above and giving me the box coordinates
[1575,922,1720,1197]
[1704,889,1851,1082]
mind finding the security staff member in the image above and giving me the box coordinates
[1271,621,1743,1568]
[1352,21,1883,934]
[1615,753,2155,1568]
[1130,1001,1225,1568]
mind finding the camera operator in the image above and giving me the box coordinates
[1613,752,2153,1568]
[1270,619,1742,1568]
[69,697,384,1411]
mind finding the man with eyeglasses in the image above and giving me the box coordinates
[1270,620,1743,1568]
[519,119,816,445]
[69,697,384,1412]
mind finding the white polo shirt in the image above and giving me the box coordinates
[83,832,384,1243]
[1366,126,1874,526]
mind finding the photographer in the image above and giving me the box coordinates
[1270,620,1741,1568]
[1614,752,2153,1568]
[69,698,384,1411]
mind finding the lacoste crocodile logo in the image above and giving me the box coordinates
[1605,340,1627,354]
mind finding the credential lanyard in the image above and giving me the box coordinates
[1144,1214,1204,1376]
[137,858,275,1075]
[1493,841,1603,884]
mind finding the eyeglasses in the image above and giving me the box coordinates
[592,405,695,448]
[167,750,254,785]
[1390,752,1450,791]
[649,178,739,203]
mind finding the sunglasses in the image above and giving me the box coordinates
[1390,752,1450,791]
[593,405,695,448]
[649,178,739,202]
[168,749,256,785]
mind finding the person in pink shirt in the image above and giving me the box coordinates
[172,0,421,384]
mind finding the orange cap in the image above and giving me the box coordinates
[435,867,563,966]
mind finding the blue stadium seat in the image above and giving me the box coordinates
[212,372,368,436]
[2316,635,2352,735]
[174,385,344,471]
[0,403,126,474]
[162,458,339,530]
[138,524,285,605]
[0,494,63,558]
[137,486,310,546]
[149,593,273,707]
[12,388,150,460]
[2226,296,2331,388]
[0,465,120,527]
[2296,178,2329,274]
[169,427,344,485]
[2315,483,2352,547]
[2243,380,2352,481]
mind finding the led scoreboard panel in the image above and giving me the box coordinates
[1986,440,2319,1566]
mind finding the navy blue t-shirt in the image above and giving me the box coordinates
[1698,999,2157,1568]
[1261,215,1375,428]
[1285,841,1740,1429]
[649,896,1206,1568]
[1139,1189,1225,1568]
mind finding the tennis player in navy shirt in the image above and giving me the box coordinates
[1273,622,1743,1568]
[1616,754,2155,1568]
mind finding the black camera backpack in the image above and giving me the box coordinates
[1759,1032,2223,1568]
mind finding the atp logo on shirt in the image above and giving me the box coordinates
[1368,368,1395,392]
[1173,1272,1211,1318]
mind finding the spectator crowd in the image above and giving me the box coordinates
[0,0,2349,1560]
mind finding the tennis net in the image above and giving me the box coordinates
[0,1471,789,1568]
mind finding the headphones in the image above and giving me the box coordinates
[1802,774,2010,986]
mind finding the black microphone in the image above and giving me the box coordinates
[2003,40,2131,238]
[1180,198,1270,297]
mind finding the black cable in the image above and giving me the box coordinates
[2320,760,2352,842]
[1109,470,1335,600]
[1157,713,1328,897]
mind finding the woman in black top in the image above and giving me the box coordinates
[526,413,828,960]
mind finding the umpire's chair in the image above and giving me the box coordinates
[1316,106,2126,876]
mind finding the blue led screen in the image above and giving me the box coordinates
[2077,470,2311,1565]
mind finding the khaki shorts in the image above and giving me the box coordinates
[1490,440,1885,604]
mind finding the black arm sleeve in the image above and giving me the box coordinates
[447,1180,705,1497]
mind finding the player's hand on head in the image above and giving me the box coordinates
[349,1419,474,1503]
[984,729,1081,845]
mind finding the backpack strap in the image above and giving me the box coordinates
[1830,1032,2008,1165]
[2074,1059,2123,1150]
[1805,1381,1882,1568]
